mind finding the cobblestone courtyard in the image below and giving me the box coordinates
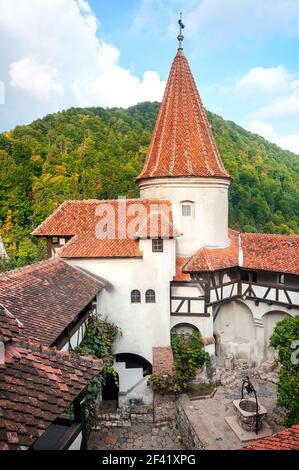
[179,379,283,450]
[89,423,184,450]
[89,379,283,450]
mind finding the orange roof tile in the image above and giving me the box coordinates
[241,233,299,276]
[0,307,102,450]
[0,259,103,345]
[183,229,239,272]
[137,49,230,181]
[32,199,178,258]
[173,257,192,281]
[244,424,299,450]
[183,231,299,275]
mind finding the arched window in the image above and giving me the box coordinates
[145,289,156,303]
[131,290,141,303]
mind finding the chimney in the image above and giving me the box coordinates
[0,341,4,365]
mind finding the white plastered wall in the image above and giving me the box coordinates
[65,238,176,365]
[214,299,298,365]
[139,177,230,255]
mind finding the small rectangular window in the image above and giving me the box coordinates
[182,205,191,216]
[51,236,59,245]
[152,239,163,252]
[279,274,285,284]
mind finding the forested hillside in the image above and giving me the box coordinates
[0,102,298,267]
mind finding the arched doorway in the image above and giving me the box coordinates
[213,300,256,364]
[171,322,199,336]
[100,370,120,413]
[113,353,153,406]
[102,371,119,401]
[262,311,290,360]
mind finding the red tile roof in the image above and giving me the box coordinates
[183,231,299,276]
[32,199,179,258]
[244,424,299,450]
[0,258,104,346]
[137,49,230,181]
[242,233,299,275]
[173,257,192,281]
[183,229,239,273]
[59,235,142,258]
[0,305,23,343]
[0,333,102,450]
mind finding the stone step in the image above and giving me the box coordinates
[93,420,132,429]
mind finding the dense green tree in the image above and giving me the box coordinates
[0,102,298,264]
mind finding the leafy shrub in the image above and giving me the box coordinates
[74,311,120,425]
[148,330,210,396]
[270,315,299,425]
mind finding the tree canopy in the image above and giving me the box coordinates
[0,102,298,266]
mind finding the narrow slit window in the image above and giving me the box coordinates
[279,274,285,284]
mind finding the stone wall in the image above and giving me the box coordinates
[176,396,205,450]
[153,392,177,422]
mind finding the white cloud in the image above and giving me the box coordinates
[0,0,165,130]
[9,57,64,102]
[235,66,292,95]
[276,134,299,155]
[234,65,299,121]
[253,93,299,120]
[247,120,299,154]
[248,120,274,140]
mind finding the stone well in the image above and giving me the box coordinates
[233,398,267,432]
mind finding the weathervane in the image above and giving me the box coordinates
[177,12,185,49]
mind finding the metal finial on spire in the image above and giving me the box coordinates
[177,12,185,49]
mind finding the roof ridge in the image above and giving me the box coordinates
[14,337,103,367]
[242,232,299,239]
[0,257,60,279]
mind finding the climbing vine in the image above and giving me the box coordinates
[148,330,210,396]
[74,311,120,426]
[270,315,299,426]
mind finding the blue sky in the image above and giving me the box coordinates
[0,0,299,153]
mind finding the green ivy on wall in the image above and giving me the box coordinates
[148,330,210,396]
[270,315,299,426]
[74,311,120,426]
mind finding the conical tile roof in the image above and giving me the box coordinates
[137,49,230,180]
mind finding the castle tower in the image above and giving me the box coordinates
[137,18,231,255]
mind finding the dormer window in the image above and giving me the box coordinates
[182,204,191,217]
